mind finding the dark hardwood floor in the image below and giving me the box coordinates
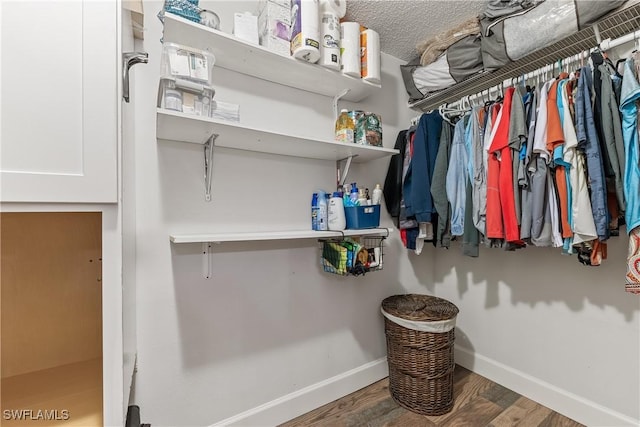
[280,366,584,427]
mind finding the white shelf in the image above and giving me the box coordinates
[157,109,399,162]
[162,13,380,102]
[170,228,392,243]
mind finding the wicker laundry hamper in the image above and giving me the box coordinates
[381,294,459,416]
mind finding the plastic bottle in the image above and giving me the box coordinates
[311,192,319,230]
[317,190,328,231]
[357,188,367,206]
[335,109,355,144]
[328,192,346,231]
[350,183,359,205]
[372,183,382,205]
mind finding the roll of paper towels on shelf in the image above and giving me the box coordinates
[319,0,346,18]
[361,28,381,84]
[290,0,320,63]
[319,11,340,70]
[340,22,361,78]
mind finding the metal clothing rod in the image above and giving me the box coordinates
[600,29,640,51]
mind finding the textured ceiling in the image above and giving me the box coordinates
[345,0,486,62]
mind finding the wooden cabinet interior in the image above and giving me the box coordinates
[1,212,103,426]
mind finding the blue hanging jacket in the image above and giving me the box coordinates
[619,58,640,233]
[403,111,443,223]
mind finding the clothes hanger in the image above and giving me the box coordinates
[438,104,454,125]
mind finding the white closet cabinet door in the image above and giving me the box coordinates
[1,1,117,203]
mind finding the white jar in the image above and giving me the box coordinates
[328,192,346,231]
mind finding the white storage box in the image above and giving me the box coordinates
[258,0,291,56]
[210,100,240,122]
[158,77,215,118]
[234,12,259,44]
[261,0,291,8]
[160,42,215,86]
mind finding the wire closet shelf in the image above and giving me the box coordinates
[409,3,640,112]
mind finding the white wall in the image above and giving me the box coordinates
[134,2,417,425]
[430,239,640,426]
[133,2,640,426]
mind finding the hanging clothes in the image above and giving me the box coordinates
[509,84,528,227]
[463,113,480,256]
[626,227,640,293]
[383,130,409,227]
[403,112,442,225]
[576,65,610,242]
[488,86,522,243]
[399,130,419,249]
[446,118,469,236]
[620,55,640,292]
[599,62,626,215]
[619,57,640,233]
[520,86,539,240]
[431,122,454,248]
[547,77,572,241]
[485,102,505,239]
[530,81,553,246]
[471,105,487,236]
[591,51,615,178]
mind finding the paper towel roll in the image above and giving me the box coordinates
[290,0,320,63]
[340,22,361,78]
[361,28,381,84]
[319,11,340,70]
[319,0,346,18]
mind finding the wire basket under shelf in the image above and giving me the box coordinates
[319,236,385,276]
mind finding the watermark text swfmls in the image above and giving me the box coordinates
[3,409,70,421]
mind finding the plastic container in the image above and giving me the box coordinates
[317,190,328,231]
[335,109,355,143]
[161,0,201,23]
[345,205,380,229]
[158,77,215,117]
[210,100,240,122]
[328,192,346,231]
[160,42,215,86]
[200,9,221,29]
[357,188,367,206]
[311,192,319,230]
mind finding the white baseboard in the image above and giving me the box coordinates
[210,357,389,427]
[455,345,640,427]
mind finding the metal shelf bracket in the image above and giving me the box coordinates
[202,242,212,279]
[337,155,355,187]
[202,241,222,279]
[203,133,218,202]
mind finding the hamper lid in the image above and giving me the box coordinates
[381,294,459,322]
